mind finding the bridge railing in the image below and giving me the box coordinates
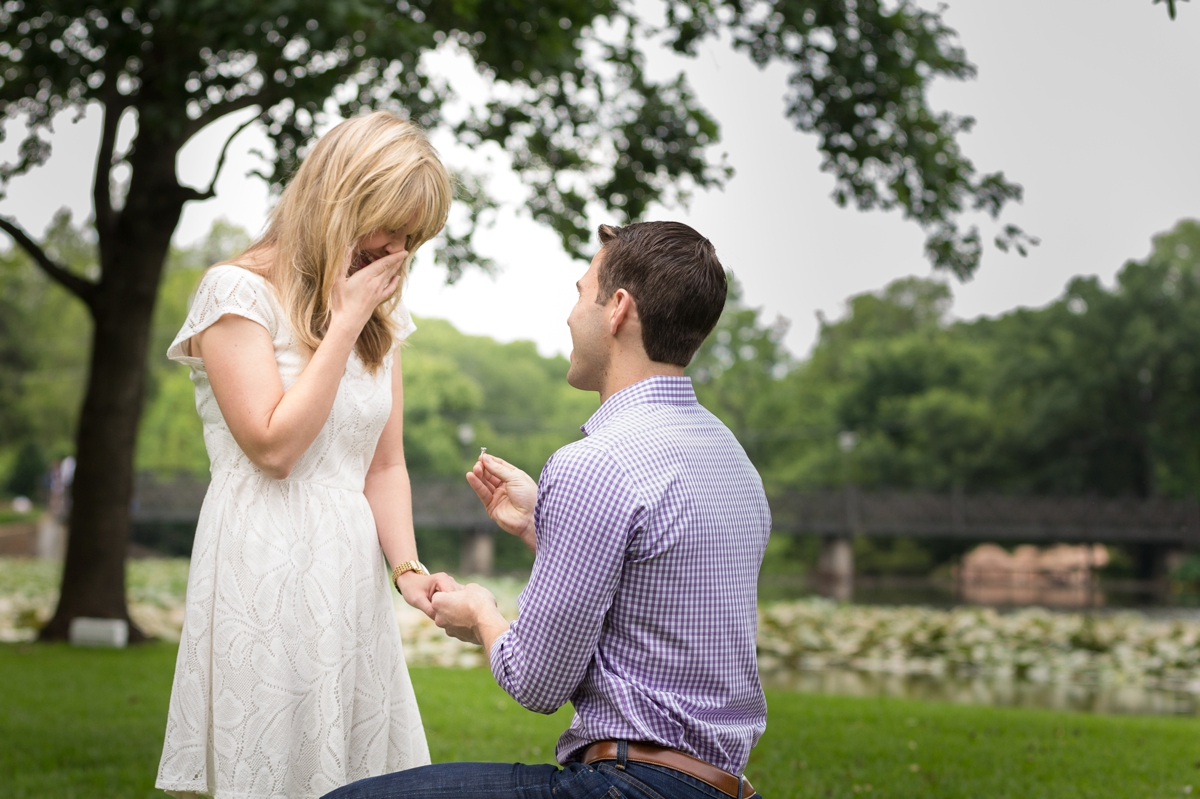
[132,474,1200,547]
[770,488,1200,545]
[131,473,495,527]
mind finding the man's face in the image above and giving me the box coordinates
[566,249,610,391]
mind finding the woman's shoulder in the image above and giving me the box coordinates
[167,264,281,364]
[199,262,270,289]
[195,264,277,311]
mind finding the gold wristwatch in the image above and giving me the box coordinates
[391,560,430,590]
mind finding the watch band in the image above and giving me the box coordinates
[391,560,430,590]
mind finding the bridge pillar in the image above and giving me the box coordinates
[817,535,854,601]
[460,526,494,577]
[1133,544,1187,596]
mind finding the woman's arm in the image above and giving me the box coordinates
[194,251,406,479]
[365,349,461,616]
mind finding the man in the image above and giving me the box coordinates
[325,221,771,799]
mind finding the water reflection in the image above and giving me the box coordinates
[957,543,1108,608]
[762,667,1200,717]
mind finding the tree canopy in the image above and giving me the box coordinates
[0,0,1034,278]
[719,219,1200,499]
[0,0,1045,636]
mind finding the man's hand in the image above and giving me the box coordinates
[397,570,462,619]
[466,454,538,552]
[430,583,510,650]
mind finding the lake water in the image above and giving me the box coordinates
[759,574,1200,616]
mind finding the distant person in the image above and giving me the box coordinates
[157,112,460,798]
[48,455,74,522]
[325,222,770,799]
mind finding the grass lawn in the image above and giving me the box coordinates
[2,643,1199,798]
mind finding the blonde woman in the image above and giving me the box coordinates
[156,112,457,799]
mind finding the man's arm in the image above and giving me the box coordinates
[430,583,510,649]
[437,445,639,714]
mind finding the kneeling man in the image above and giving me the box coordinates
[325,221,771,799]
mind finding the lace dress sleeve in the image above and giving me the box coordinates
[167,265,279,367]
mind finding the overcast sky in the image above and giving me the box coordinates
[3,1,1197,360]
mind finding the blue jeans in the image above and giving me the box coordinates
[321,753,762,799]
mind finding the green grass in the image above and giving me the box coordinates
[0,642,179,799]
[2,643,1199,798]
[755,692,1200,797]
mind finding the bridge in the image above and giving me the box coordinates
[771,487,1200,545]
[771,486,1200,596]
[130,474,503,572]
[131,475,1200,578]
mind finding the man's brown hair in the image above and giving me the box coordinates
[596,221,727,366]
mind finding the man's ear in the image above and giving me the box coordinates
[608,288,636,336]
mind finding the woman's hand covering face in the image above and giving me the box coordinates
[331,237,408,335]
[349,229,410,275]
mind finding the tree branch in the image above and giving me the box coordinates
[0,216,98,307]
[1154,0,1187,19]
[93,92,127,238]
[183,111,261,202]
[182,94,265,143]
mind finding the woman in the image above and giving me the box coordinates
[156,112,457,799]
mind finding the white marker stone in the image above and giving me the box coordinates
[69,617,129,648]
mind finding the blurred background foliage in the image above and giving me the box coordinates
[0,216,600,489]
[2,216,1199,572]
[0,212,94,496]
[693,218,1200,501]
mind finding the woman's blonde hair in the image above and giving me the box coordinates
[236,112,452,372]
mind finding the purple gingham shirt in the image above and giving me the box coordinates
[488,375,770,774]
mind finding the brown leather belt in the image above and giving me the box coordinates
[581,741,755,798]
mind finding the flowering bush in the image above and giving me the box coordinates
[758,599,1200,693]
[0,558,521,667]
[392,578,525,668]
[0,558,192,642]
[0,558,58,641]
[4,559,1198,695]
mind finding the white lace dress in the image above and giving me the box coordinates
[156,265,430,799]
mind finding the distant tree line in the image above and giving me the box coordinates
[0,216,599,495]
[3,217,1200,507]
[694,217,1200,578]
[5,216,1200,579]
[693,219,1200,501]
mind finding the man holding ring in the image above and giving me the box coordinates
[325,220,770,799]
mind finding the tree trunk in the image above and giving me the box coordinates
[39,133,187,642]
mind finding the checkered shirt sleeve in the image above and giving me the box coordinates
[485,375,769,774]
[488,443,640,714]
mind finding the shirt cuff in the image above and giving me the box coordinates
[487,626,514,689]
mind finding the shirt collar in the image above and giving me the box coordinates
[581,375,697,436]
